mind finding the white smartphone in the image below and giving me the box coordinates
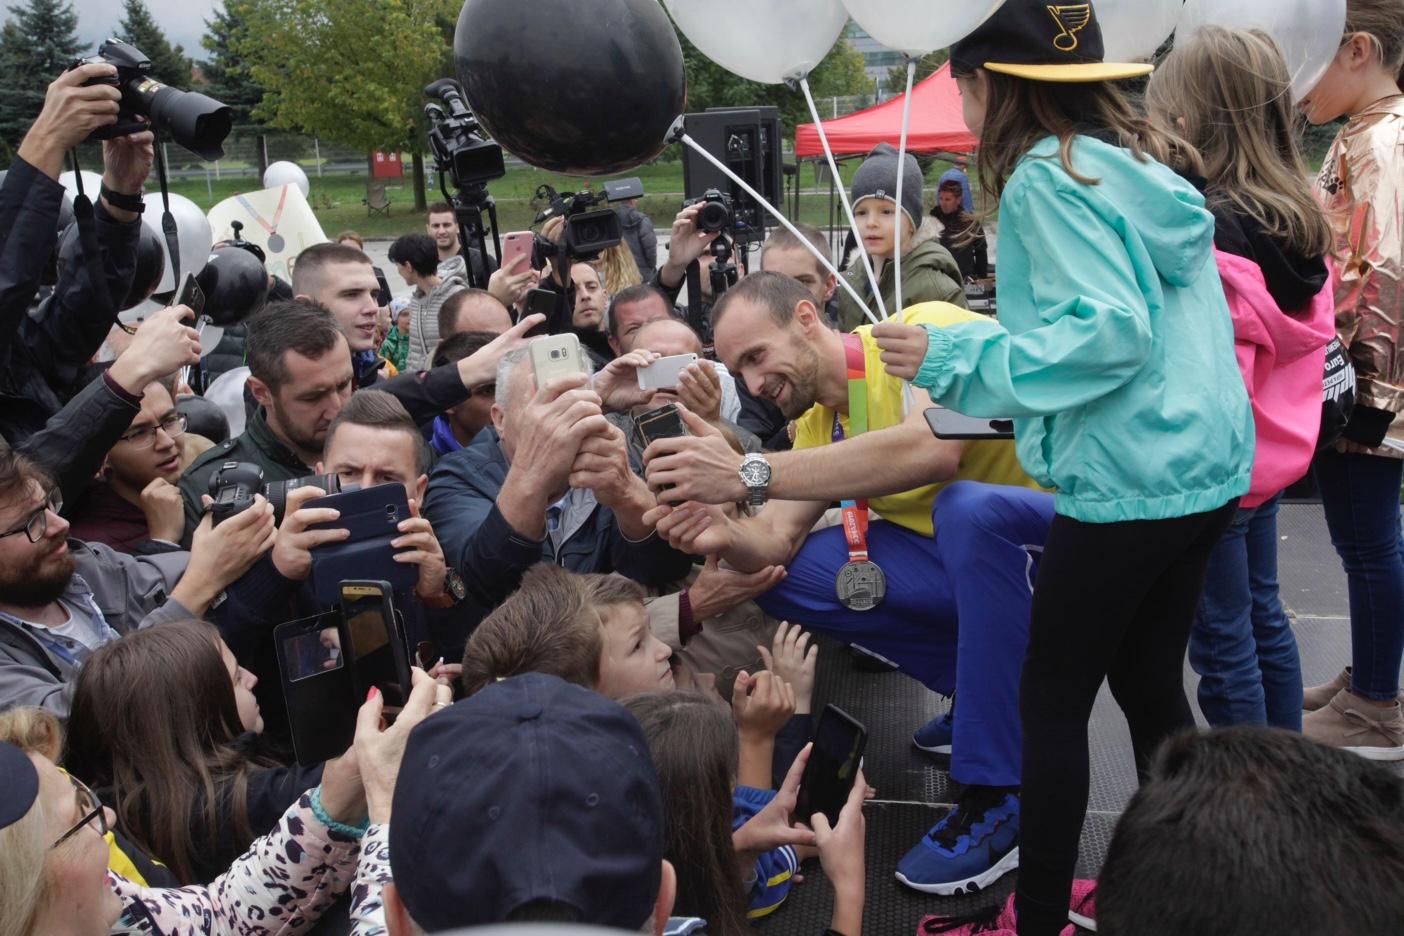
[637,353,699,391]
[529,333,589,386]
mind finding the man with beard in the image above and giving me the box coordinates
[0,448,277,715]
[427,201,497,285]
[641,273,1056,896]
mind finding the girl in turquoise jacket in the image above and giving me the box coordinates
[875,3,1253,935]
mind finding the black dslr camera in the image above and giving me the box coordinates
[533,177,646,260]
[70,39,231,160]
[683,189,736,235]
[424,78,506,192]
[208,462,347,525]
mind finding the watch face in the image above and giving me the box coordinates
[446,570,466,601]
[739,458,770,486]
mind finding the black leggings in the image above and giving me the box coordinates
[1014,501,1237,936]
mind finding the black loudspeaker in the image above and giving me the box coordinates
[681,106,784,242]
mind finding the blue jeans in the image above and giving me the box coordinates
[1189,495,1303,730]
[1314,449,1404,701]
[756,481,1055,788]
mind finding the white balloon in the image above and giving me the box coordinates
[1176,0,1347,100]
[841,0,1007,59]
[1098,0,1182,62]
[263,161,310,198]
[203,366,250,438]
[142,193,213,293]
[664,0,848,84]
[58,170,104,204]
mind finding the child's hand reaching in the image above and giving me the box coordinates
[872,321,930,381]
[733,742,819,862]
[732,669,796,744]
[759,622,816,715]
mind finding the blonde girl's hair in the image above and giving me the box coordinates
[950,64,1203,203]
[1344,0,1404,85]
[594,242,643,295]
[0,729,53,936]
[1146,26,1333,260]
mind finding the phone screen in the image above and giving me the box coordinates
[341,590,406,707]
[280,622,343,682]
[797,705,866,827]
[635,403,686,447]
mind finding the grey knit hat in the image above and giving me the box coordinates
[850,143,924,232]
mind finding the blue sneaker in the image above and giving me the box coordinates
[913,709,955,756]
[895,788,1019,896]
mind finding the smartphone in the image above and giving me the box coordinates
[530,332,588,386]
[635,402,688,448]
[173,272,206,320]
[274,611,356,767]
[339,580,412,711]
[521,288,556,337]
[924,407,1015,440]
[637,353,699,392]
[500,231,535,271]
[306,483,417,606]
[795,704,868,827]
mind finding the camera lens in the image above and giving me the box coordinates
[697,201,730,234]
[264,474,340,524]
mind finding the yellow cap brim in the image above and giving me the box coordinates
[984,61,1155,83]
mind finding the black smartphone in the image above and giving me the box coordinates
[173,272,206,320]
[339,580,412,712]
[924,407,1015,440]
[521,288,555,336]
[635,402,688,448]
[795,704,867,827]
[274,610,356,767]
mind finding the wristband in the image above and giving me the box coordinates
[310,785,370,839]
[100,183,145,214]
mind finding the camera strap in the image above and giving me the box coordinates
[831,333,885,612]
[64,151,119,331]
[152,139,181,286]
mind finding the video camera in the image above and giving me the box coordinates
[207,461,351,526]
[423,78,505,193]
[70,39,231,160]
[533,177,645,260]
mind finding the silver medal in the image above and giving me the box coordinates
[835,560,886,611]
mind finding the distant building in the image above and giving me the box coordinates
[846,22,903,88]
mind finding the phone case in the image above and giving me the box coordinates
[635,404,688,448]
[274,611,356,767]
[924,407,1015,440]
[306,484,417,607]
[795,704,868,827]
[637,353,699,391]
[530,333,588,385]
[339,580,413,709]
[500,231,534,269]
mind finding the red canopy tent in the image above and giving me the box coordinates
[794,62,977,159]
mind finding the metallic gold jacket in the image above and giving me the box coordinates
[1316,94,1404,457]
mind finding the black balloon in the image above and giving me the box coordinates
[123,225,168,310]
[196,246,270,327]
[455,0,686,176]
[176,394,230,445]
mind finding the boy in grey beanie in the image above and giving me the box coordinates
[838,143,967,331]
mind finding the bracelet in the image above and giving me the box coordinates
[310,785,370,839]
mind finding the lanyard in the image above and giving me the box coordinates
[832,334,871,564]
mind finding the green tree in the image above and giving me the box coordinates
[883,49,950,96]
[0,0,81,157]
[239,0,454,210]
[679,32,872,132]
[118,0,193,88]
[201,0,269,175]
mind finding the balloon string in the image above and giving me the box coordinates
[895,57,918,416]
[675,133,880,326]
[798,77,889,326]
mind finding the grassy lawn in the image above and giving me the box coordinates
[166,158,883,239]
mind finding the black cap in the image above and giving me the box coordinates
[0,741,40,831]
[388,673,665,932]
[950,1,1154,83]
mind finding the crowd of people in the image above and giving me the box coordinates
[0,0,1403,934]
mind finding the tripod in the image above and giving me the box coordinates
[437,175,501,290]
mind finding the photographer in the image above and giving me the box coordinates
[0,446,276,716]
[1,63,151,443]
[423,347,691,617]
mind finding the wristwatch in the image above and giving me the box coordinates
[418,568,466,609]
[99,183,145,214]
[738,453,772,510]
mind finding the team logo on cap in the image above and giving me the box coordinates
[1046,4,1092,52]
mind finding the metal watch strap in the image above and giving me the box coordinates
[99,183,145,213]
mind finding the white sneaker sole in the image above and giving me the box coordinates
[1343,743,1404,762]
[895,846,1019,896]
[912,738,953,755]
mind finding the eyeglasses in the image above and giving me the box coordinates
[118,412,187,449]
[51,774,108,850]
[0,489,62,544]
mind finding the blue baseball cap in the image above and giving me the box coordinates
[388,673,665,932]
[0,741,40,831]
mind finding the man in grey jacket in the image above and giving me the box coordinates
[0,447,277,716]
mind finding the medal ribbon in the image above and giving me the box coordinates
[833,334,871,565]
[235,186,290,235]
